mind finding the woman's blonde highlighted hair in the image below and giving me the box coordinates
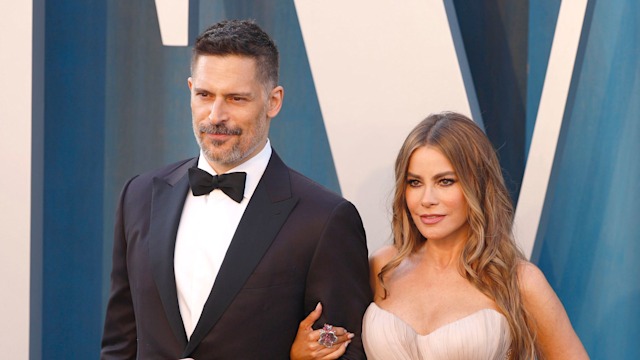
[379,112,539,359]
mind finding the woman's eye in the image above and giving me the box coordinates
[440,178,455,186]
[407,179,421,187]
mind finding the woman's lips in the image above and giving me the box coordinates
[420,214,445,225]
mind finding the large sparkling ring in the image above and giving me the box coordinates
[318,323,338,348]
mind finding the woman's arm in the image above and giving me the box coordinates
[290,303,353,360]
[518,262,589,359]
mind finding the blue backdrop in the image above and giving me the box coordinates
[34,0,639,358]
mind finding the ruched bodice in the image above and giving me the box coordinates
[362,303,511,360]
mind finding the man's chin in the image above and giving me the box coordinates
[200,140,231,155]
[203,148,240,165]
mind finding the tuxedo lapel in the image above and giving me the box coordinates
[148,158,196,349]
[183,152,298,356]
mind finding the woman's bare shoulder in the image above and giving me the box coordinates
[368,245,398,300]
[369,245,398,272]
[516,261,550,296]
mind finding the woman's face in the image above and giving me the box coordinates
[405,146,469,244]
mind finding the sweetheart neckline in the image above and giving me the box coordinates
[369,302,507,337]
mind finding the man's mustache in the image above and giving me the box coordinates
[199,124,242,135]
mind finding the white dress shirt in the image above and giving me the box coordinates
[174,140,272,339]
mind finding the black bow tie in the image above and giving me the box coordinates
[188,167,247,203]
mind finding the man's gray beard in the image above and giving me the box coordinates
[201,140,243,166]
[195,118,268,167]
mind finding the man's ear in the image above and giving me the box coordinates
[267,85,284,118]
[188,77,193,91]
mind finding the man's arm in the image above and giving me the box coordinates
[305,200,372,360]
[101,178,137,359]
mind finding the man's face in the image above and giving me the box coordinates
[188,55,283,173]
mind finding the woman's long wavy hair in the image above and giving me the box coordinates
[378,112,539,359]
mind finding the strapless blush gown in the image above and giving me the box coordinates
[362,303,511,360]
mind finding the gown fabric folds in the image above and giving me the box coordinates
[362,302,511,360]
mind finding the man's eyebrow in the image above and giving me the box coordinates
[192,88,254,98]
[227,92,253,97]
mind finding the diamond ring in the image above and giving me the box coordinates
[318,323,338,348]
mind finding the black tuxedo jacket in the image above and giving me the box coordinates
[101,151,371,359]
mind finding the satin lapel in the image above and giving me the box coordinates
[183,152,298,356]
[148,158,196,349]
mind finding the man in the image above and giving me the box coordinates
[101,19,371,359]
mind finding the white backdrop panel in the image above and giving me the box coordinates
[295,0,475,252]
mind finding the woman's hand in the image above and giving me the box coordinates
[290,303,354,360]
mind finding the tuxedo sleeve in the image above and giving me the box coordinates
[305,200,372,360]
[101,177,137,359]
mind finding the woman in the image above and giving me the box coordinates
[291,112,588,359]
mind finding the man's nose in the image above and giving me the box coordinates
[208,99,228,123]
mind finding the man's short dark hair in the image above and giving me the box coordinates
[192,19,279,89]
